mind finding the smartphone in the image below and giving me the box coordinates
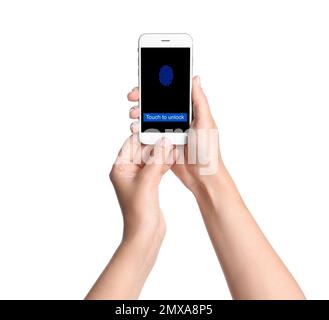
[138,33,193,145]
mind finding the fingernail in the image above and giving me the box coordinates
[129,106,136,112]
[130,122,136,130]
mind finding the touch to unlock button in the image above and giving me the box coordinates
[143,113,187,122]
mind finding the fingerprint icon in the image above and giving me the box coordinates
[159,65,174,86]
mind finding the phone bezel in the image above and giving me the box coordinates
[138,33,193,145]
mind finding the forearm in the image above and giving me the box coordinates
[86,229,164,300]
[192,166,305,300]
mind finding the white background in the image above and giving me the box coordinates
[0,0,328,299]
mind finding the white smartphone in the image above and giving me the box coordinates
[138,33,193,145]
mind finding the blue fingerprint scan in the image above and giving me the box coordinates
[159,65,174,86]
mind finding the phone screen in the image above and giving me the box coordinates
[141,47,190,133]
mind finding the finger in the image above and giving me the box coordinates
[141,138,174,178]
[115,133,140,164]
[130,121,140,133]
[127,87,139,102]
[167,146,180,166]
[129,106,140,119]
[140,144,154,165]
[192,76,215,128]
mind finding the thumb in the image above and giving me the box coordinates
[141,138,174,180]
[192,76,215,128]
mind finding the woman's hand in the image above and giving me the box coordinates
[127,77,305,299]
[110,133,175,242]
[86,134,176,300]
[128,76,224,194]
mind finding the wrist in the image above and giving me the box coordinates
[122,212,166,250]
[190,163,229,199]
[191,164,242,218]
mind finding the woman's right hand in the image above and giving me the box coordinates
[127,76,225,194]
